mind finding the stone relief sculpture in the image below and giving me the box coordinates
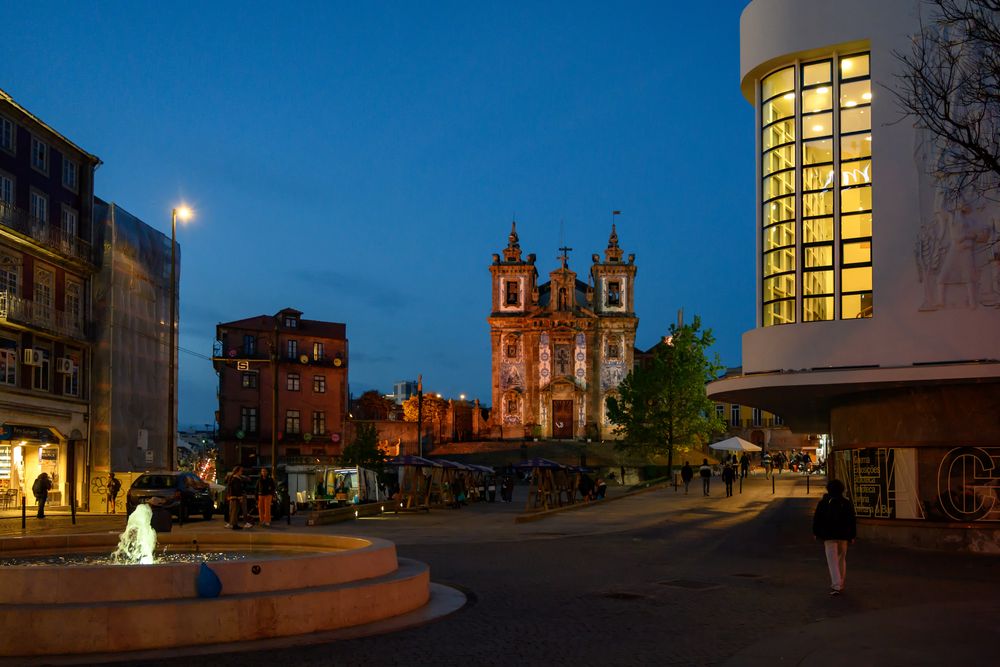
[912,37,1000,311]
[500,363,524,390]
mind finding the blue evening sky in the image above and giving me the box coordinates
[6,1,753,427]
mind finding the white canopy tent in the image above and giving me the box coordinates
[709,436,762,452]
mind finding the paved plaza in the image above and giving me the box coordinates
[4,475,999,666]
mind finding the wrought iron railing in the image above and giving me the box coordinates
[0,200,93,263]
[0,291,87,339]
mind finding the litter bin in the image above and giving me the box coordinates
[150,506,172,533]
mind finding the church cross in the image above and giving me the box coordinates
[558,245,573,268]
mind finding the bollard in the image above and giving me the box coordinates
[674,472,679,492]
[807,474,810,494]
[71,499,76,525]
[739,476,743,494]
[772,475,775,495]
[21,495,26,530]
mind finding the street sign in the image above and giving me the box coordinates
[236,360,249,371]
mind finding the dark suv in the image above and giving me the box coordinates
[126,471,215,522]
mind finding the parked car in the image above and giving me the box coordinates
[126,471,215,522]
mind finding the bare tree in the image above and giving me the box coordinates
[894,0,1000,200]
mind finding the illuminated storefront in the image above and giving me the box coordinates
[0,424,70,506]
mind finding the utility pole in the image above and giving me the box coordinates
[417,374,423,458]
[272,314,279,476]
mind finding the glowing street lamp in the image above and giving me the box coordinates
[167,205,193,469]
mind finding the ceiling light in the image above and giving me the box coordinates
[783,92,795,100]
[862,92,872,100]
[812,124,824,132]
[817,87,829,94]
[845,100,858,108]
[842,59,853,72]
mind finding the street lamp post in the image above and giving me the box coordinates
[167,205,192,470]
[416,375,423,458]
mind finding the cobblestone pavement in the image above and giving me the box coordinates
[11,476,999,666]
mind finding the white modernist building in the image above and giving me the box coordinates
[708,0,1000,551]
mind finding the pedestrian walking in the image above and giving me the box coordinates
[256,467,275,527]
[762,452,773,479]
[680,461,693,494]
[699,459,712,496]
[722,463,736,497]
[812,479,857,595]
[107,471,122,513]
[776,452,786,474]
[739,453,750,479]
[32,472,52,518]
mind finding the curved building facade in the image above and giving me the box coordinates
[708,0,1000,551]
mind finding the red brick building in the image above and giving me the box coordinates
[214,308,347,469]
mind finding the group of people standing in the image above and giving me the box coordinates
[225,466,275,529]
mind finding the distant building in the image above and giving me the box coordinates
[214,308,348,469]
[392,380,417,405]
[488,223,637,440]
[0,87,101,509]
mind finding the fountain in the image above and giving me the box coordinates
[110,503,157,564]
[0,512,436,657]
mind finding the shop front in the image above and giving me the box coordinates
[0,424,79,510]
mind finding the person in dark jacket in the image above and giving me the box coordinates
[680,462,694,494]
[32,473,52,518]
[739,453,750,479]
[226,466,248,529]
[722,463,736,497]
[256,468,276,527]
[812,479,857,595]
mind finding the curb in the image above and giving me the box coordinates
[514,479,672,523]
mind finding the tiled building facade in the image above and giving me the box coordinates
[488,223,637,440]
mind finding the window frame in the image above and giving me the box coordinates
[285,409,301,435]
[0,115,14,155]
[30,135,48,175]
[286,372,300,391]
[62,157,79,193]
[313,375,326,393]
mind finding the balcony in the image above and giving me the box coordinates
[0,292,88,340]
[0,201,93,264]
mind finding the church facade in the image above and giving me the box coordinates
[488,224,637,440]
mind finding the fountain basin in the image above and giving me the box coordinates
[0,531,430,657]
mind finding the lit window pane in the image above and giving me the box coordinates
[841,185,872,213]
[763,170,796,200]
[764,196,795,225]
[802,113,832,139]
[762,67,794,100]
[803,217,834,243]
[803,138,833,164]
[842,212,872,239]
[803,190,834,217]
[764,248,796,276]
[804,245,833,268]
[843,240,872,265]
[763,96,796,124]
[841,159,872,186]
[803,296,835,321]
[842,134,872,160]
[803,269,833,295]
[763,300,795,325]
[763,144,796,175]
[764,274,796,301]
[842,292,873,319]
[840,54,870,80]
[763,119,795,150]
[840,80,871,108]
[802,61,831,86]
[803,165,836,191]
[841,107,871,134]
[763,222,795,250]
[802,87,832,113]
[842,266,872,292]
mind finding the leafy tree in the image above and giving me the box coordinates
[893,0,1000,200]
[402,393,447,422]
[355,389,395,420]
[340,422,387,471]
[607,316,726,474]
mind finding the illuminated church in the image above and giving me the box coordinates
[488,223,637,440]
